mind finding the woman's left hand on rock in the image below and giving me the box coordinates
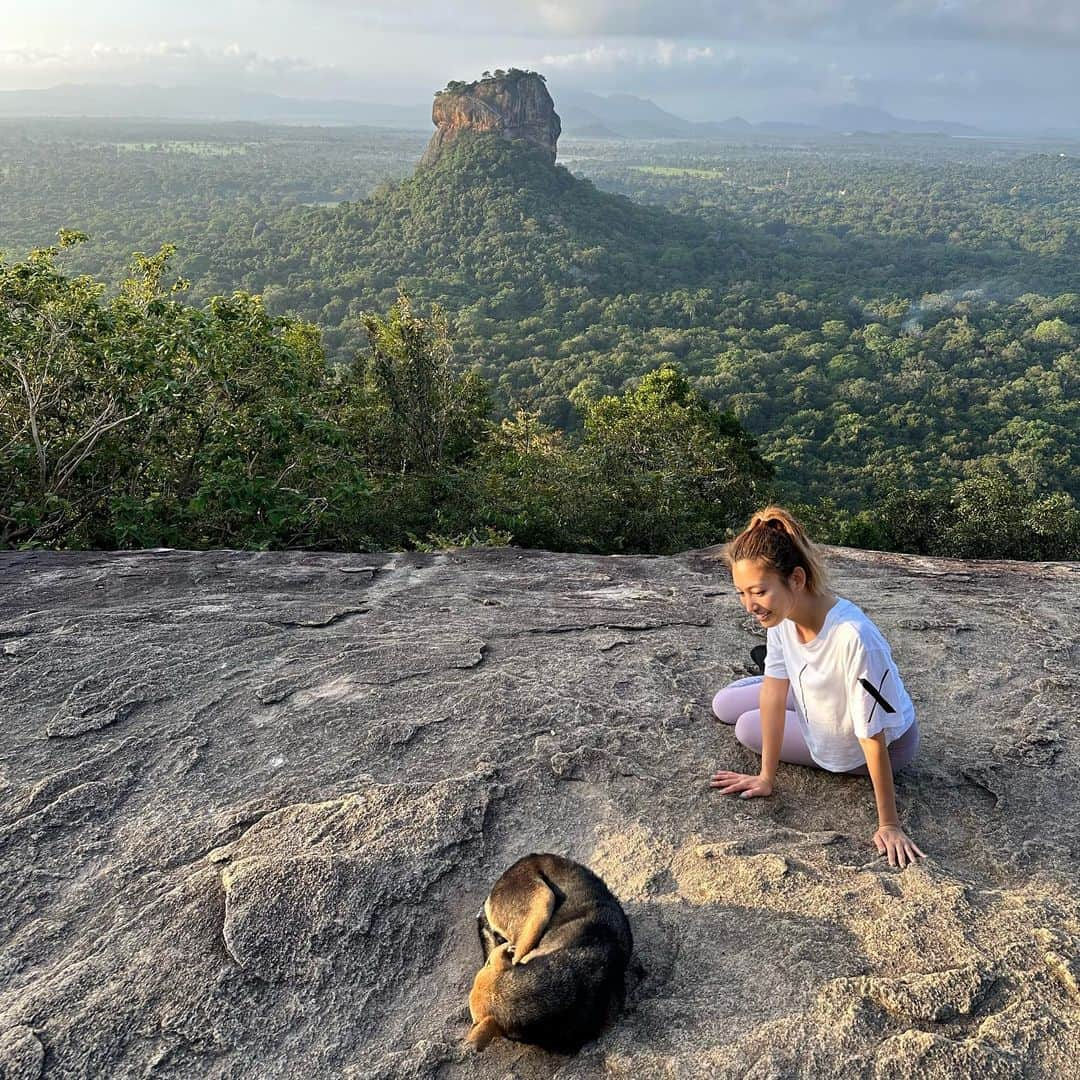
[872,825,926,868]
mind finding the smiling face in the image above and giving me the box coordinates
[731,558,804,627]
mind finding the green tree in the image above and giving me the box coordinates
[1,231,142,546]
[469,410,584,551]
[357,291,489,475]
[1,236,371,549]
[1032,317,1075,347]
[575,364,773,553]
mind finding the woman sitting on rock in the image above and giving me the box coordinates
[710,505,925,868]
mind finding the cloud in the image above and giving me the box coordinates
[542,40,716,72]
[540,38,837,99]
[536,0,1080,46]
[0,39,344,91]
[87,41,333,78]
[0,46,74,70]
[300,0,1080,46]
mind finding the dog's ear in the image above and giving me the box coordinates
[467,1015,503,1051]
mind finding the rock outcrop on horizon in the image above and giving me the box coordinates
[421,70,561,167]
[1,545,1078,1077]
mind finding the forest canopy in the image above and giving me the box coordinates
[2,236,1076,559]
[1,119,1078,558]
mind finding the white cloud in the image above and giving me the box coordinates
[540,38,830,100]
[86,40,332,77]
[304,0,1080,47]
[526,0,1080,46]
[543,39,718,73]
[542,44,632,71]
[0,38,344,90]
[0,46,74,70]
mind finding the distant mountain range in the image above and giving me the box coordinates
[0,82,1063,139]
[558,92,705,139]
[558,93,985,139]
[0,84,431,129]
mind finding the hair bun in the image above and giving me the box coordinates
[723,504,832,597]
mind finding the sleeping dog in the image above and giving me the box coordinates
[467,853,633,1053]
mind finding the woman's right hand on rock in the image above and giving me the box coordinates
[710,771,774,798]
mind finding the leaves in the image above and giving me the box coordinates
[1,245,371,549]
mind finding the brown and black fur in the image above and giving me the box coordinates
[467,853,633,1054]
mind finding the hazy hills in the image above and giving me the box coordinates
[0,82,995,139]
[0,84,431,129]
[560,93,985,139]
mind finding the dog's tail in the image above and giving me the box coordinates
[467,1016,503,1051]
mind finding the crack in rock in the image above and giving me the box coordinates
[265,607,369,629]
[513,617,711,638]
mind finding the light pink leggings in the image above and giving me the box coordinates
[711,675,919,775]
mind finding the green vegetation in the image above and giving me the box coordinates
[438,69,546,97]
[631,166,731,179]
[115,141,250,156]
[0,234,369,549]
[1,239,771,553]
[1,119,1079,558]
[0,117,426,283]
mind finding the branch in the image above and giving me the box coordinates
[2,356,49,488]
[53,406,142,493]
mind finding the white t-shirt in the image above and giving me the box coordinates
[763,596,916,772]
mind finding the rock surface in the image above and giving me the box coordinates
[422,72,561,166]
[0,544,1078,1078]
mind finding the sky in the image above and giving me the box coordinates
[2,1,1078,130]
